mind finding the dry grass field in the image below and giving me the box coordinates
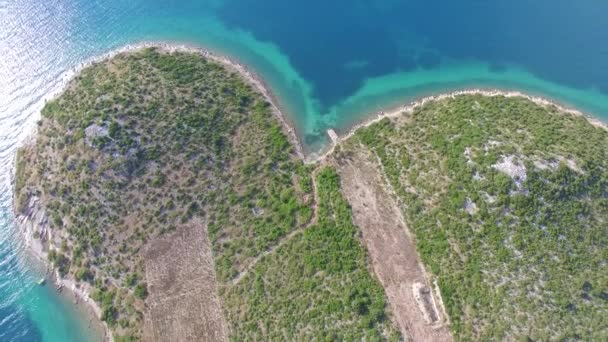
[334,148,451,341]
[143,220,228,341]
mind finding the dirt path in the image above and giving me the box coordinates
[228,225,304,286]
[333,148,452,342]
[143,220,229,342]
[229,168,321,286]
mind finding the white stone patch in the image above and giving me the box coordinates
[556,156,583,174]
[533,158,559,171]
[483,140,503,152]
[533,155,583,174]
[251,207,264,216]
[492,155,527,189]
[126,148,139,157]
[464,197,478,215]
[447,134,461,143]
[482,192,496,204]
[464,147,474,164]
[84,124,108,146]
[95,94,111,103]
[473,170,485,181]
[505,234,523,259]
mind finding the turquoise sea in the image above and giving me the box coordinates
[1,0,608,340]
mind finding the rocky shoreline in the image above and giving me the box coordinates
[13,41,608,341]
[45,41,608,164]
[48,41,305,161]
[13,42,305,341]
[14,194,110,341]
[311,88,608,163]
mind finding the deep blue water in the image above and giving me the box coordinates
[1,0,608,340]
[220,0,608,109]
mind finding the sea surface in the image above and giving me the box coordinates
[1,0,608,340]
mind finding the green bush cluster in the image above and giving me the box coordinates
[15,48,400,340]
[349,95,608,340]
[223,168,399,340]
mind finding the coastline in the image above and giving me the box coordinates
[12,42,303,342]
[11,40,608,340]
[13,202,110,342]
[48,41,305,161]
[309,88,608,163]
[45,41,608,164]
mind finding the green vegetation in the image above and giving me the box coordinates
[17,46,606,341]
[14,48,397,340]
[345,95,608,340]
[223,168,399,340]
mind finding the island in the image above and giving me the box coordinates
[14,47,608,341]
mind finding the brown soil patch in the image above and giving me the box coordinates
[142,220,228,341]
[334,149,451,341]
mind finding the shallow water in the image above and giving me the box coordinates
[0,204,101,341]
[1,0,608,340]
